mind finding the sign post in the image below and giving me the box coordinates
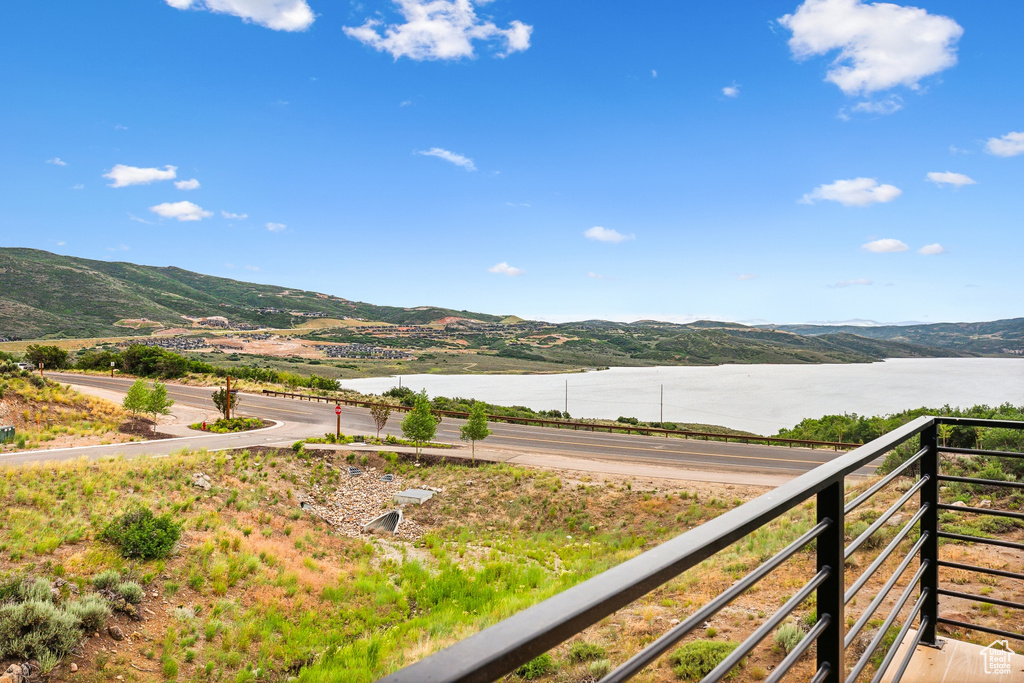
[335,404,342,439]
[110,361,116,378]
[225,375,231,420]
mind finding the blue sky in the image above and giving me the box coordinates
[2,0,1023,325]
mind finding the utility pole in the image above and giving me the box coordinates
[225,375,231,420]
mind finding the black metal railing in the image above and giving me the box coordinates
[379,416,1024,683]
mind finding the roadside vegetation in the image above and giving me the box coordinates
[0,356,124,451]
[0,443,1019,681]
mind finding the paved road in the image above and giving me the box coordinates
[8,373,876,478]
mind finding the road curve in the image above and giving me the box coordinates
[5,373,877,478]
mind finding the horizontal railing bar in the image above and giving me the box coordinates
[378,415,937,683]
[845,476,928,559]
[846,505,928,604]
[937,589,1024,611]
[845,534,928,647]
[937,532,1024,551]
[763,614,831,683]
[938,560,1024,582]
[875,614,927,683]
[810,664,831,683]
[869,590,927,683]
[846,562,928,683]
[936,416,1024,429]
[845,448,926,514]
[935,618,1024,643]
[698,569,830,683]
[938,445,1024,459]
[938,474,1024,490]
[599,521,830,683]
[937,503,1024,521]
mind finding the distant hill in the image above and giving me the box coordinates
[0,248,503,339]
[0,248,995,367]
[775,319,1024,356]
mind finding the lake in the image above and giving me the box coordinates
[337,358,1024,434]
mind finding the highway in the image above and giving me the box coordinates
[9,373,875,478]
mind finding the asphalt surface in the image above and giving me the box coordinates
[5,373,878,478]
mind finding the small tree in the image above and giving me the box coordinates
[24,344,69,370]
[401,390,439,459]
[460,402,491,463]
[370,401,393,439]
[146,382,174,432]
[211,388,239,419]
[122,379,150,421]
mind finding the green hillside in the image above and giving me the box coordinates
[776,319,1024,355]
[0,248,502,339]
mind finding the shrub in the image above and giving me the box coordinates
[773,623,805,654]
[92,569,122,591]
[19,577,54,602]
[567,641,606,663]
[589,659,611,678]
[0,600,82,659]
[115,581,145,605]
[102,508,182,560]
[65,594,111,632]
[515,653,553,679]
[669,640,741,681]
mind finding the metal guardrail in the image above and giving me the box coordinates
[261,389,860,450]
[378,415,1024,683]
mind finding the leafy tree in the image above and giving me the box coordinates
[370,401,392,439]
[122,379,149,421]
[459,401,491,463]
[145,382,174,431]
[121,345,189,379]
[211,387,239,418]
[24,344,68,370]
[75,349,123,371]
[401,390,439,459]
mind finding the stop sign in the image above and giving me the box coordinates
[335,405,342,415]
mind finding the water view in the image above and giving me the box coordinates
[340,358,1024,433]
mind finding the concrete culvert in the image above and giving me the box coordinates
[363,509,403,535]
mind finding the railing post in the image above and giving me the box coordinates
[920,422,939,646]
[817,480,845,682]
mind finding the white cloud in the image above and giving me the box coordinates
[46,157,67,166]
[56,241,66,246]
[737,273,756,281]
[830,278,873,288]
[926,171,975,187]
[128,213,155,225]
[265,222,287,232]
[862,238,908,253]
[175,178,201,190]
[165,0,314,31]
[150,201,213,222]
[488,262,524,277]
[722,84,740,98]
[778,0,962,96]
[343,0,532,61]
[584,226,635,243]
[245,265,261,271]
[800,177,901,207]
[919,243,945,255]
[587,272,612,280]
[845,96,903,117]
[985,131,1024,157]
[71,184,85,191]
[417,147,476,171]
[651,69,658,78]
[222,211,248,219]
[104,164,177,188]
